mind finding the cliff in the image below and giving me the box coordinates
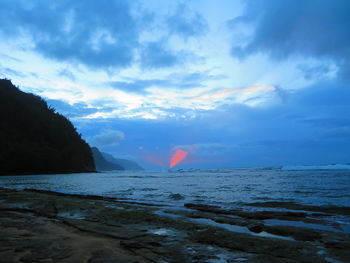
[102,152,144,171]
[0,79,96,175]
[91,147,124,171]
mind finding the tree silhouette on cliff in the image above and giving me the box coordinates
[0,79,95,175]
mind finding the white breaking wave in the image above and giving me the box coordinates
[282,164,350,170]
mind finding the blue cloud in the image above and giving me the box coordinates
[166,4,208,39]
[0,0,141,70]
[297,64,331,80]
[0,0,207,71]
[73,78,350,168]
[88,129,125,147]
[46,99,98,119]
[140,40,184,69]
[229,0,350,78]
[109,79,170,94]
[0,66,26,78]
[0,53,23,63]
[108,71,225,93]
[58,69,76,81]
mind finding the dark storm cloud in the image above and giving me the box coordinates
[166,4,208,39]
[229,0,350,78]
[0,0,202,70]
[0,0,139,69]
[108,71,226,93]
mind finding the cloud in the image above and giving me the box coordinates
[0,66,26,78]
[229,0,350,78]
[79,83,277,120]
[46,99,98,119]
[73,77,350,168]
[139,40,187,69]
[109,79,171,94]
[89,129,125,147]
[189,84,276,108]
[108,71,226,93]
[173,143,233,156]
[0,53,22,63]
[297,64,328,80]
[58,69,76,81]
[0,1,208,71]
[166,4,208,39]
[0,0,141,70]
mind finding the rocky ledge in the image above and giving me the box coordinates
[0,188,349,263]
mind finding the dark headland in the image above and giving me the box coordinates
[0,79,95,175]
[91,146,124,171]
[92,147,144,171]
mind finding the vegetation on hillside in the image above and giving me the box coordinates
[0,79,95,175]
[91,147,123,171]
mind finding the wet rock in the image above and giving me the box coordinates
[193,254,219,261]
[184,203,221,210]
[236,211,307,221]
[120,235,164,250]
[184,203,308,221]
[63,218,145,240]
[230,258,248,262]
[19,241,72,262]
[248,223,264,233]
[325,257,343,263]
[169,193,185,200]
[264,225,321,241]
[191,228,323,262]
[88,249,134,263]
[324,239,350,249]
[248,201,350,216]
[2,188,350,263]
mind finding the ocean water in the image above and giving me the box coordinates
[1,167,350,208]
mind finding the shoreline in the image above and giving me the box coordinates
[0,170,99,176]
[0,188,349,262]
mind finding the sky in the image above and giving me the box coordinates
[1,0,349,169]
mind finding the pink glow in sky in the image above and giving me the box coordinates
[169,149,188,168]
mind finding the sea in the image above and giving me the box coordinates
[1,166,350,208]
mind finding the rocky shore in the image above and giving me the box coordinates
[0,188,349,263]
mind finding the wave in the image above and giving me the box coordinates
[282,164,350,170]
